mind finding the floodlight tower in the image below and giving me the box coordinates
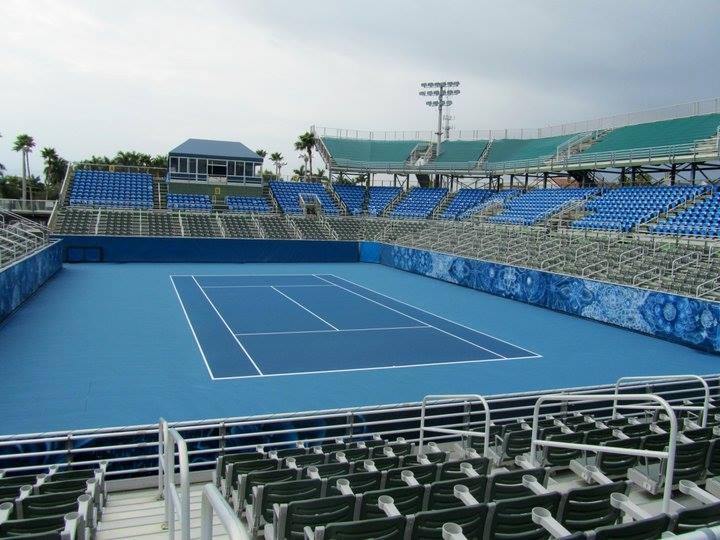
[419,81,461,157]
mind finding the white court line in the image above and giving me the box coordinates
[270,286,339,331]
[202,284,333,289]
[191,276,264,376]
[211,354,541,381]
[236,325,429,337]
[169,276,216,380]
[313,275,505,359]
[326,274,542,358]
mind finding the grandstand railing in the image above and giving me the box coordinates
[0,375,717,483]
[200,484,249,540]
[159,418,190,540]
[0,210,52,268]
[0,199,56,213]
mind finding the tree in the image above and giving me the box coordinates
[294,132,317,180]
[12,134,35,201]
[41,147,68,191]
[292,165,307,180]
[255,149,267,175]
[270,152,286,178]
[315,168,328,182]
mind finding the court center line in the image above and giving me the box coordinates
[313,274,505,358]
[270,286,339,331]
[326,274,542,358]
[191,276,264,376]
[202,284,334,289]
[235,325,430,337]
[169,276,216,380]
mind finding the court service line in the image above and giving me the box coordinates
[169,276,216,380]
[202,284,333,289]
[313,275,504,358]
[191,276,264,376]
[270,286,340,331]
[327,274,542,358]
[235,325,430,337]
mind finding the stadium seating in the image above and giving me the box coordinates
[582,113,720,155]
[226,196,270,213]
[69,170,153,209]
[434,140,488,164]
[321,138,421,165]
[166,193,212,212]
[269,181,339,215]
[489,188,597,225]
[367,186,402,216]
[485,134,577,164]
[440,188,494,219]
[651,189,720,238]
[572,185,705,232]
[332,184,365,215]
[391,188,448,219]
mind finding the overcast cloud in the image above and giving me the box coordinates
[1,0,718,177]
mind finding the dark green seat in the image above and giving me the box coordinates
[287,454,326,468]
[619,423,653,438]
[303,463,351,479]
[35,479,91,496]
[401,452,447,466]
[251,478,322,533]
[671,501,720,533]
[274,447,308,459]
[225,458,279,496]
[369,457,399,471]
[328,471,381,495]
[358,439,386,449]
[438,458,489,480]
[273,494,356,539]
[558,481,627,532]
[385,464,438,488]
[487,492,562,540]
[332,448,369,463]
[630,441,710,493]
[372,442,412,458]
[707,439,720,476]
[315,515,406,540]
[583,438,641,479]
[541,432,583,468]
[583,428,615,446]
[320,443,346,454]
[490,429,532,464]
[683,427,715,442]
[410,504,488,540]
[239,468,298,507]
[0,514,77,538]
[15,491,87,520]
[593,514,670,540]
[485,468,546,502]
[214,451,265,486]
[0,477,40,490]
[359,484,425,520]
[427,476,487,510]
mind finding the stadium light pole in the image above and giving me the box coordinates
[418,81,461,159]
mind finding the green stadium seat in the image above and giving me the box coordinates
[485,468,547,502]
[427,476,487,511]
[408,503,489,540]
[593,514,671,540]
[557,481,627,532]
[384,464,438,488]
[249,478,322,536]
[438,458,489,481]
[224,458,279,498]
[327,471,381,496]
[486,492,562,539]
[305,515,406,540]
[269,494,356,540]
[359,484,425,520]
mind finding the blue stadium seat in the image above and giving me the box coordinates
[68,170,154,209]
[441,189,495,220]
[269,182,339,215]
[650,188,720,238]
[367,186,402,216]
[489,188,597,226]
[333,185,365,215]
[166,193,212,212]
[390,188,448,219]
[226,196,270,213]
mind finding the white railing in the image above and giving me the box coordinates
[528,392,679,513]
[200,484,249,540]
[159,418,190,540]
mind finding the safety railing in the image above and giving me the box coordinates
[200,484,249,540]
[159,418,190,540]
[528,392,679,513]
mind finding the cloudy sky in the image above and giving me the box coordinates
[1,0,719,177]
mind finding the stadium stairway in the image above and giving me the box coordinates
[381,189,406,217]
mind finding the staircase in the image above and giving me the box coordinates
[155,180,168,210]
[556,129,611,160]
[381,189,407,217]
[432,191,457,219]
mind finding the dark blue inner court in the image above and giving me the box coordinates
[1,261,718,435]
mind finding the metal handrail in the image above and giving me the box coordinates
[612,375,710,427]
[419,394,491,458]
[200,484,249,540]
[529,393,678,514]
[159,418,190,540]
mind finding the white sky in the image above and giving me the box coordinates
[1,0,719,177]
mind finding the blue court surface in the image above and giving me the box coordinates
[1,261,718,434]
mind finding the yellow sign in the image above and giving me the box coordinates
[214,187,220,195]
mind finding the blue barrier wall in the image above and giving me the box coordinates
[57,236,359,263]
[371,242,720,354]
[0,241,63,322]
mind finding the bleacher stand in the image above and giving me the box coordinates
[367,186,402,216]
[269,181,339,215]
[69,170,153,209]
[440,188,494,220]
[166,193,212,212]
[333,185,365,215]
[572,186,706,232]
[226,196,270,213]
[489,188,597,225]
[391,188,448,219]
[652,189,720,238]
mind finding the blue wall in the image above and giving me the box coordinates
[369,242,720,354]
[58,236,359,263]
[0,241,63,322]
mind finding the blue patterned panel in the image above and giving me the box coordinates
[377,243,720,354]
[0,241,63,322]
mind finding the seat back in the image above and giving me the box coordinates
[542,433,583,467]
[0,515,69,537]
[333,448,370,463]
[215,451,265,485]
[486,492,562,540]
[708,438,720,476]
[289,454,326,468]
[597,438,641,477]
[593,514,670,540]
[275,447,308,458]
[243,469,298,504]
[370,457,400,471]
[304,463,351,479]
[558,481,627,532]
[672,501,720,534]
[673,441,711,483]
[16,491,84,519]
[384,464,438,488]
[359,484,425,520]
[282,494,356,540]
[257,478,322,522]
[328,471,381,495]
[683,427,715,442]
[402,452,447,466]
[322,515,406,540]
[427,476,487,510]
[438,457,490,480]
[485,468,546,502]
[228,458,279,490]
[503,430,532,460]
[410,504,489,540]
[584,428,615,446]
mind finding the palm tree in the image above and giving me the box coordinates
[41,147,68,195]
[270,152,286,178]
[294,132,317,180]
[255,149,267,176]
[12,134,35,201]
[292,165,307,180]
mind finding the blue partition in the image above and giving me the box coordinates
[0,241,63,322]
[371,242,720,354]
